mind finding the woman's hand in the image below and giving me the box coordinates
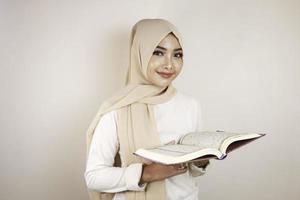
[139,140,187,185]
[139,162,187,184]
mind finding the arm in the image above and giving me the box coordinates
[84,111,146,192]
[85,111,189,191]
[139,162,188,184]
[138,140,189,184]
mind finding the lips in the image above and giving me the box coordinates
[157,71,174,79]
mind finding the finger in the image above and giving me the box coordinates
[171,163,187,170]
[171,164,181,169]
[178,164,187,170]
[176,166,188,174]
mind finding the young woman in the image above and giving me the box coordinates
[85,18,209,200]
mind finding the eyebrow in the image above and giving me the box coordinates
[156,46,182,51]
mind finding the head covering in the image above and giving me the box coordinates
[85,18,183,200]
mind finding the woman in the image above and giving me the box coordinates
[84,18,209,200]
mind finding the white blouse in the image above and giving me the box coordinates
[85,91,208,200]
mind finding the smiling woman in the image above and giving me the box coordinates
[84,19,209,200]
[147,33,183,87]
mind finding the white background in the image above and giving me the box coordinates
[1,0,299,199]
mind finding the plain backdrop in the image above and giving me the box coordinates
[1,0,299,200]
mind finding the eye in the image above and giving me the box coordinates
[174,52,183,58]
[153,50,164,56]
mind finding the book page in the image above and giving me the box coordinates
[134,131,264,164]
[148,144,203,157]
[180,131,242,149]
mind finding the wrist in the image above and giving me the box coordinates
[139,164,150,185]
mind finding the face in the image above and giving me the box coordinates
[146,33,183,87]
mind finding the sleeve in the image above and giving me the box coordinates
[84,110,147,193]
[188,99,210,177]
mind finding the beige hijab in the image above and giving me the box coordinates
[86,18,183,200]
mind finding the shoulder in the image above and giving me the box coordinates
[92,109,119,144]
[95,110,118,130]
[102,109,117,120]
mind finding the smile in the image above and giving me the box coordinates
[157,72,174,79]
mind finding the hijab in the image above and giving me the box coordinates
[85,18,183,200]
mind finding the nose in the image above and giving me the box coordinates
[164,56,173,70]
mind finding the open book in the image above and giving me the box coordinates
[134,131,265,165]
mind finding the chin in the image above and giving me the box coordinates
[149,76,173,87]
[154,81,171,88]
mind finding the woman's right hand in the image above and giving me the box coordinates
[139,162,187,185]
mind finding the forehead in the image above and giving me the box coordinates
[156,33,182,49]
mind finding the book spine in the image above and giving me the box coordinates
[220,154,227,160]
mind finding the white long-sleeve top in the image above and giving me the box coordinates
[85,91,207,200]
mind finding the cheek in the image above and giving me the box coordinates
[151,58,164,68]
[147,64,158,81]
[147,59,162,75]
[174,61,183,74]
[149,69,157,78]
